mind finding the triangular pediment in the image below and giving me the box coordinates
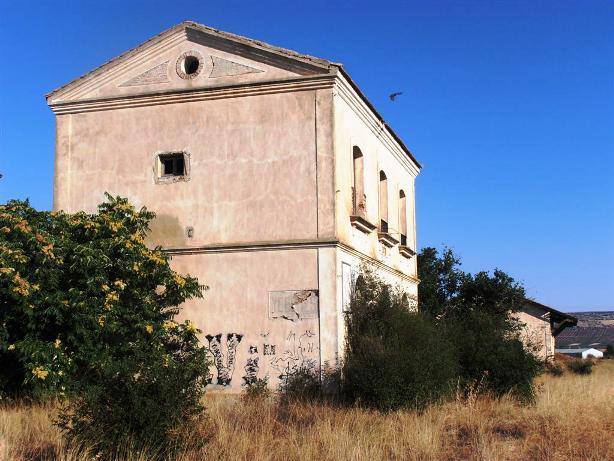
[47,21,334,104]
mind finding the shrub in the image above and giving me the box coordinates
[445,311,542,402]
[278,364,323,404]
[242,377,271,402]
[342,271,457,412]
[545,361,565,377]
[604,345,613,359]
[567,358,593,375]
[0,196,210,458]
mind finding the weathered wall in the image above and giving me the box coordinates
[333,76,419,280]
[52,67,339,391]
[170,249,323,391]
[516,306,554,361]
[54,88,335,245]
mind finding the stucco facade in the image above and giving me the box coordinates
[47,21,421,391]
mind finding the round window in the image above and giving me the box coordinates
[176,51,203,79]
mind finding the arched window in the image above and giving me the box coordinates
[352,147,365,216]
[379,170,388,232]
[399,190,407,245]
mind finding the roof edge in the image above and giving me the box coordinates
[46,20,335,101]
[525,299,578,325]
[46,22,185,100]
[336,66,421,170]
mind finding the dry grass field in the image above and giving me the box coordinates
[1,360,613,461]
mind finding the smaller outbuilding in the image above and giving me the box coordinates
[516,300,577,361]
[555,348,603,359]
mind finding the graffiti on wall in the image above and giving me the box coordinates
[242,345,260,386]
[269,329,318,381]
[204,290,320,388]
[205,333,243,386]
[203,328,320,388]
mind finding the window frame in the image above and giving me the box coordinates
[154,151,191,184]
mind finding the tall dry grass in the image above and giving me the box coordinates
[2,361,613,461]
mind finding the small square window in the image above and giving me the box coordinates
[160,153,185,176]
[155,151,190,183]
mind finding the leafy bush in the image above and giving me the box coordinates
[0,196,209,458]
[342,271,457,411]
[418,247,542,402]
[567,358,594,375]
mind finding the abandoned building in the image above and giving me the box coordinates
[47,21,421,390]
[516,300,577,361]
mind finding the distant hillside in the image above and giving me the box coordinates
[556,311,614,350]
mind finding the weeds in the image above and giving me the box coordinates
[2,361,612,461]
[567,358,594,375]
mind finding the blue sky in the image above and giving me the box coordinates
[0,0,612,311]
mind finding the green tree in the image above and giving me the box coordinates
[0,196,209,456]
[416,246,464,320]
[418,247,541,401]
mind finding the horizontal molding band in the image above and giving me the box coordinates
[163,238,339,255]
[162,238,419,284]
[49,74,336,114]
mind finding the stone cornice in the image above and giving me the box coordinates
[334,72,421,176]
[48,74,336,115]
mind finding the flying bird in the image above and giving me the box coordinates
[389,91,403,101]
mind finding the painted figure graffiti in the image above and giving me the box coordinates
[243,344,260,386]
[243,357,260,386]
[205,333,243,386]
